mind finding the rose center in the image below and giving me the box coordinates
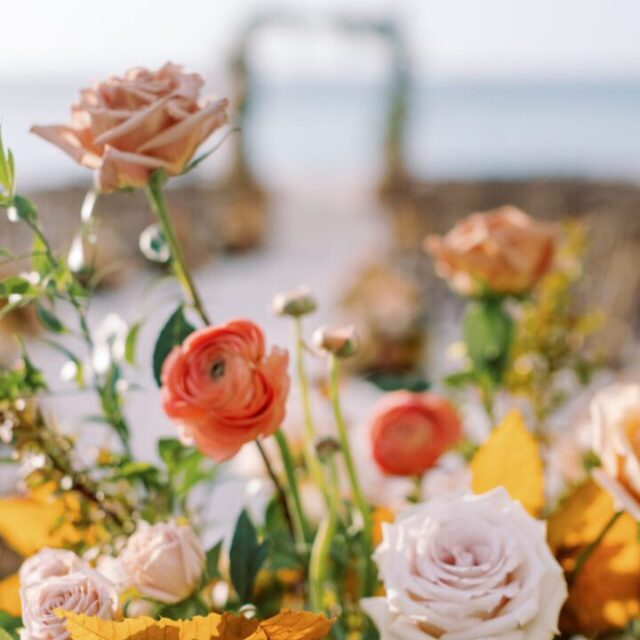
[210,360,225,380]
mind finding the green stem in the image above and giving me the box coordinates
[274,429,311,548]
[294,318,329,503]
[570,510,623,585]
[144,172,211,326]
[144,174,300,542]
[328,355,375,597]
[254,439,296,542]
[309,456,340,611]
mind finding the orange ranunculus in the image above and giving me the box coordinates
[425,206,555,296]
[32,63,228,192]
[369,391,461,477]
[161,319,289,462]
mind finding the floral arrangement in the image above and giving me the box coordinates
[0,63,638,640]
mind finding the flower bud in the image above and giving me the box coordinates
[272,286,317,317]
[313,325,359,358]
[314,436,341,461]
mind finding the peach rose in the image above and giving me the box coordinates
[118,521,205,604]
[590,383,640,520]
[161,319,289,461]
[425,206,555,296]
[369,391,461,477]
[32,63,228,192]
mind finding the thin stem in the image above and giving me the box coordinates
[24,212,132,455]
[274,429,311,548]
[328,355,375,597]
[255,439,296,541]
[293,317,329,503]
[144,173,211,325]
[570,510,623,585]
[309,456,340,612]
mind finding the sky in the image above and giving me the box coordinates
[2,0,640,85]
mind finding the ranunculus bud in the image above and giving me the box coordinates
[313,325,359,358]
[119,521,205,604]
[272,286,317,317]
[368,391,461,477]
[20,567,116,640]
[315,435,341,461]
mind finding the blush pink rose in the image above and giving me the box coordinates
[118,521,205,604]
[425,206,555,296]
[161,319,290,461]
[369,391,462,477]
[20,567,116,640]
[32,63,228,192]
[362,488,567,640]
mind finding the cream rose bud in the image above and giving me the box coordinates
[19,548,84,588]
[20,568,116,640]
[119,521,205,604]
[590,383,640,520]
[362,488,567,640]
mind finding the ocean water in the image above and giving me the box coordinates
[2,81,640,189]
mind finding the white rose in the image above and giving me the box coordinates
[19,548,84,589]
[20,568,116,640]
[119,521,205,604]
[590,383,640,520]
[361,488,567,640]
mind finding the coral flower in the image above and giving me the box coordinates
[369,391,461,477]
[161,320,289,462]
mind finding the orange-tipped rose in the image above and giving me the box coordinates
[161,319,289,462]
[32,63,228,192]
[425,206,555,296]
[369,391,461,477]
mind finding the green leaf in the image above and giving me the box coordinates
[10,194,37,222]
[32,233,52,276]
[158,437,184,469]
[36,304,66,333]
[205,540,223,579]
[152,306,195,386]
[0,610,21,640]
[463,298,514,383]
[124,321,142,365]
[229,510,270,603]
[367,371,430,393]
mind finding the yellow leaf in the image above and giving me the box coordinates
[60,609,332,640]
[257,610,333,640]
[470,410,544,515]
[548,480,640,634]
[0,573,21,617]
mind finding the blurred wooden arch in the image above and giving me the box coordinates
[227,10,412,197]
